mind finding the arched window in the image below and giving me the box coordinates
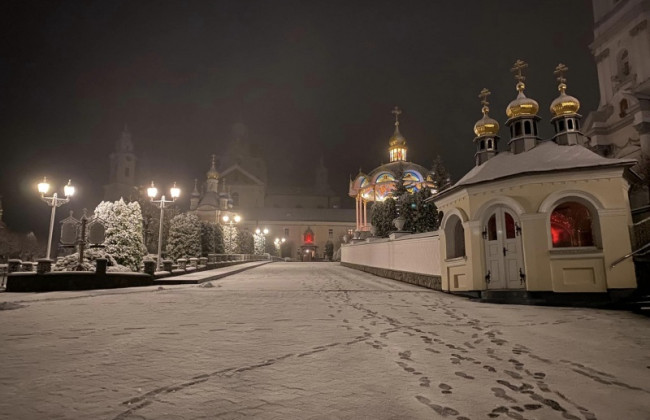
[515,122,522,137]
[524,120,531,135]
[445,215,465,259]
[550,201,595,247]
[480,140,485,150]
[487,139,493,149]
[567,119,574,130]
[231,192,240,207]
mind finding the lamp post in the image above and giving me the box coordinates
[222,214,241,253]
[254,227,269,255]
[274,237,286,257]
[38,177,75,259]
[147,181,180,270]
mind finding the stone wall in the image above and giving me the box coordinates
[340,231,442,291]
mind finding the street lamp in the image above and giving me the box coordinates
[38,177,75,259]
[222,214,241,253]
[254,227,269,255]
[148,181,180,270]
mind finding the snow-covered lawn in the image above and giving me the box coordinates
[0,262,648,419]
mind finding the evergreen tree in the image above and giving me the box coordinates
[370,198,397,237]
[324,241,334,260]
[411,188,440,232]
[213,223,225,254]
[223,225,238,254]
[166,213,202,260]
[236,230,254,254]
[200,222,216,256]
[430,155,452,192]
[94,199,146,271]
[138,197,180,255]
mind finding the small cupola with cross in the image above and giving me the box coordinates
[473,88,500,166]
[505,60,541,154]
[388,106,408,162]
[549,63,586,146]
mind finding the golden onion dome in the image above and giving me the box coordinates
[550,83,580,116]
[389,124,406,147]
[506,82,539,118]
[206,155,219,179]
[474,105,500,136]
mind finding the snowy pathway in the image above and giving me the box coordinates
[0,262,648,419]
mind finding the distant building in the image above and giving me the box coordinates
[583,0,650,210]
[103,126,138,202]
[348,107,436,232]
[190,123,354,260]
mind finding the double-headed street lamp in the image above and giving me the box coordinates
[274,237,286,257]
[38,177,75,259]
[254,227,269,255]
[222,214,241,253]
[147,181,180,270]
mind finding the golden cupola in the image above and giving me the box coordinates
[506,59,539,119]
[474,89,500,136]
[388,106,407,162]
[550,63,580,117]
[206,154,219,179]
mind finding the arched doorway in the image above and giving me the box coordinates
[483,206,524,289]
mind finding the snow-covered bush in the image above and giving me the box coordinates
[200,222,225,256]
[166,213,201,260]
[52,248,130,272]
[223,225,238,254]
[94,199,146,271]
[236,230,254,254]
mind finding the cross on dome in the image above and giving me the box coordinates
[511,59,528,83]
[391,106,402,127]
[479,88,491,114]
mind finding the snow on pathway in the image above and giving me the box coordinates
[0,262,648,419]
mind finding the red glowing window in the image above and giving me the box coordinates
[550,202,594,247]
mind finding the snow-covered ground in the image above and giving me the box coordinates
[0,262,648,419]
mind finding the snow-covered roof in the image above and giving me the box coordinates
[451,141,635,190]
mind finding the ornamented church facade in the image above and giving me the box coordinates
[189,123,354,260]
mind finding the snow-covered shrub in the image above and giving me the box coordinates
[94,199,146,271]
[236,230,254,254]
[166,213,201,260]
[52,247,129,272]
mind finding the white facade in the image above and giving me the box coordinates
[584,0,650,164]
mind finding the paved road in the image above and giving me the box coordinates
[1,263,649,419]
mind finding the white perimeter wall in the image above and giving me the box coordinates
[341,232,441,276]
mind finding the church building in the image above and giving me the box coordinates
[434,60,637,298]
[584,0,650,212]
[103,126,139,202]
[348,107,437,232]
[190,123,354,260]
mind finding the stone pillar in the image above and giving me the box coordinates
[162,260,173,272]
[95,258,108,275]
[177,259,187,270]
[36,259,52,274]
[189,257,198,268]
[7,259,22,273]
[143,260,156,276]
[199,257,208,266]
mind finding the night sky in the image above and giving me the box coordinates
[1,0,597,239]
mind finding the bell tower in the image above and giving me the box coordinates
[103,125,138,202]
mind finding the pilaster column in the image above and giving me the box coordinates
[363,200,368,229]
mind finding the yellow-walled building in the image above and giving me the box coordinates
[434,62,638,298]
